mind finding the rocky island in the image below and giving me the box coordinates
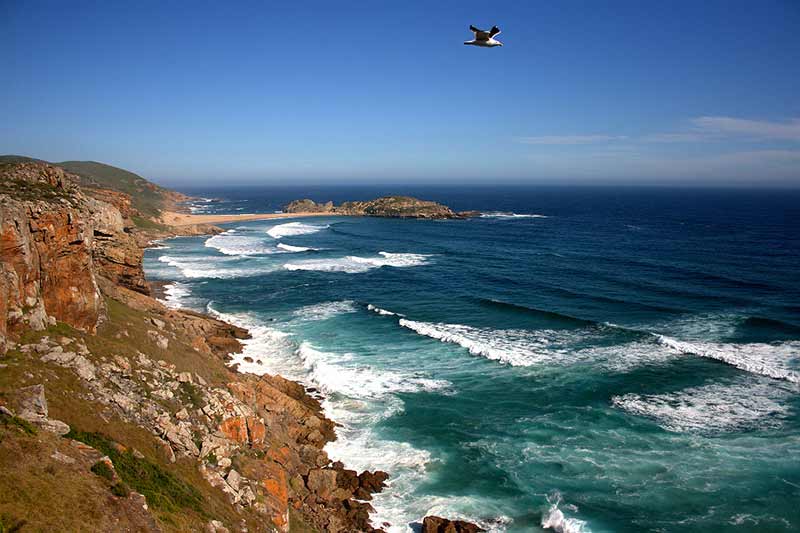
[284,196,481,219]
[0,157,484,532]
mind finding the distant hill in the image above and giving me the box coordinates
[0,155,190,224]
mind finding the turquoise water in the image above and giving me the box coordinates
[144,188,800,532]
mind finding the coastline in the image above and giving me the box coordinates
[161,210,344,226]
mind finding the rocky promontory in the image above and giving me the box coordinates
[0,161,389,532]
[284,196,479,219]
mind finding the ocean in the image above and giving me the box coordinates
[143,186,800,533]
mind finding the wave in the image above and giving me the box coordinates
[267,222,329,239]
[284,252,431,274]
[737,316,800,339]
[277,242,318,252]
[159,281,192,309]
[205,231,277,256]
[367,304,405,317]
[477,298,596,327]
[206,305,304,380]
[296,342,450,401]
[541,491,590,533]
[292,300,358,321]
[158,255,274,279]
[611,378,793,434]
[481,212,548,219]
[399,319,554,367]
[655,335,800,384]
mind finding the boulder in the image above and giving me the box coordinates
[421,516,486,533]
[307,468,339,500]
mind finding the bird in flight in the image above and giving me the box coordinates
[464,25,503,47]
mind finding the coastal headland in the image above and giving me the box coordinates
[0,157,483,532]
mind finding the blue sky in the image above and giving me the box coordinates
[1,1,799,186]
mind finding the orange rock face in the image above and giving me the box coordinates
[1,162,153,348]
[246,416,267,447]
[1,164,105,338]
[262,461,289,531]
[219,416,249,444]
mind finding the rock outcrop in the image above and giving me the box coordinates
[422,516,486,533]
[0,162,156,351]
[1,160,393,532]
[1,163,106,345]
[284,195,476,219]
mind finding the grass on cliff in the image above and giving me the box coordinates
[0,300,265,532]
[69,429,204,514]
[0,175,73,203]
[57,160,169,219]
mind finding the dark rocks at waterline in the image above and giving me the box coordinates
[421,516,486,533]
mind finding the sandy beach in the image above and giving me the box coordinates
[161,210,341,226]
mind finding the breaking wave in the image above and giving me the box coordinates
[655,336,800,384]
[296,342,450,400]
[159,281,192,309]
[284,252,431,273]
[277,242,318,252]
[399,319,554,367]
[205,230,277,256]
[158,254,274,279]
[292,300,358,321]
[267,222,329,239]
[206,305,303,380]
[481,212,548,219]
[367,304,405,317]
[541,491,590,533]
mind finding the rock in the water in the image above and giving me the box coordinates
[283,196,469,219]
[421,516,486,533]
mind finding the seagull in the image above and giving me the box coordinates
[464,25,503,47]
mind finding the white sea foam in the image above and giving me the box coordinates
[399,319,554,366]
[277,242,318,252]
[159,281,192,309]
[206,305,303,380]
[284,252,431,273]
[205,231,277,256]
[367,303,405,317]
[611,379,793,434]
[481,212,548,219]
[293,342,454,532]
[266,222,329,239]
[297,342,450,400]
[655,335,800,384]
[158,255,275,279]
[541,491,590,533]
[292,300,358,321]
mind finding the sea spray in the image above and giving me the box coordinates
[541,491,590,533]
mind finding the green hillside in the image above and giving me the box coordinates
[0,155,185,223]
[57,160,172,218]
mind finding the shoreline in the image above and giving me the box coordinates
[161,210,344,226]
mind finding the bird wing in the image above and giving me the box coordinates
[489,26,501,38]
[470,25,491,41]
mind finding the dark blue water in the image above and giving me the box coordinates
[145,187,800,532]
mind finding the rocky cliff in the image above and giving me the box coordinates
[1,161,485,532]
[284,196,478,219]
[0,162,389,532]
